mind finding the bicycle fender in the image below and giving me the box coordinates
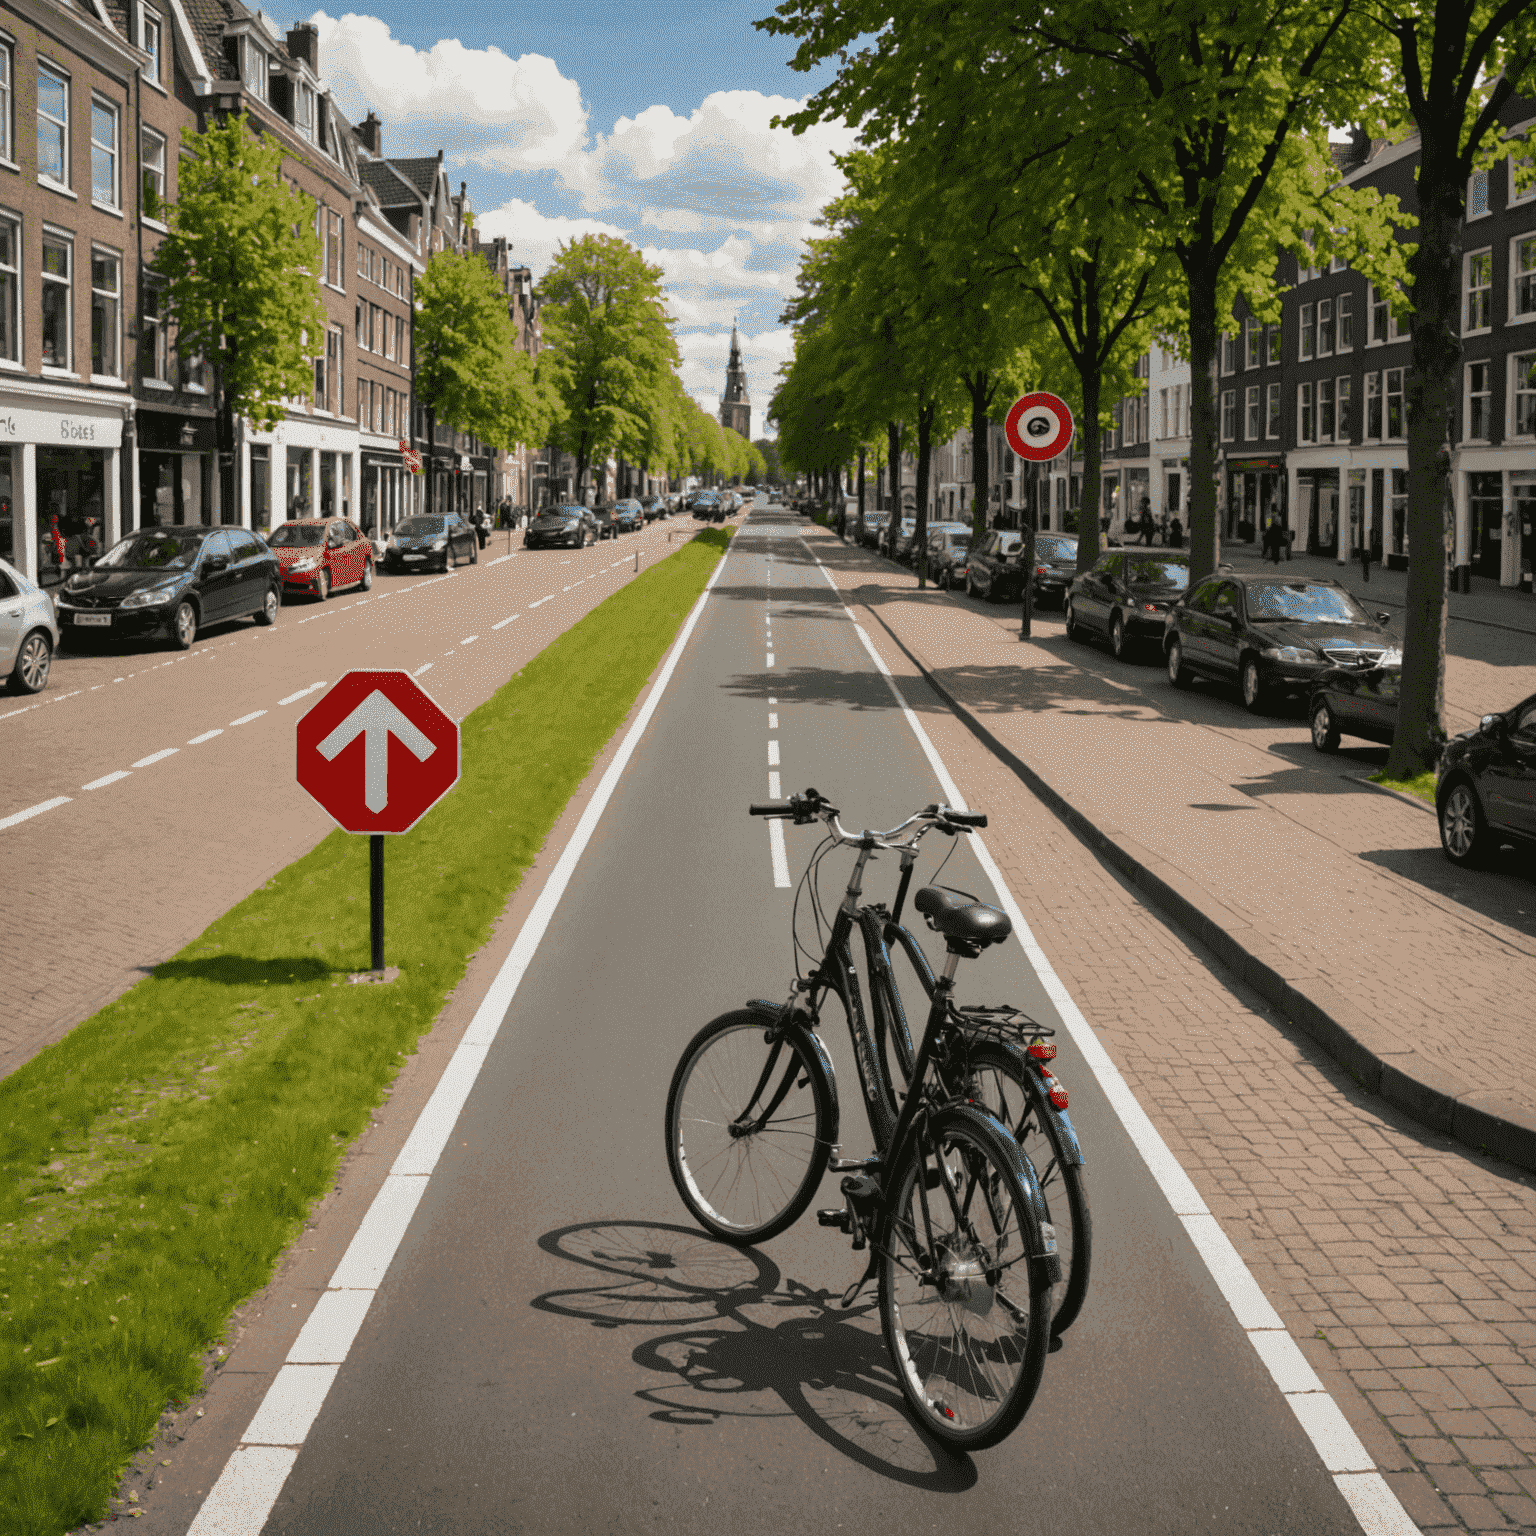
[744,999,841,1149]
[946,1102,1062,1287]
[1050,1106,1085,1167]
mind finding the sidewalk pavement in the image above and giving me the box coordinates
[805,524,1536,1175]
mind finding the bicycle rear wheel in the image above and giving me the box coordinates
[665,1009,833,1245]
[879,1104,1051,1451]
[967,1041,1092,1338]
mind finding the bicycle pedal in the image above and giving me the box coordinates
[817,1208,847,1229]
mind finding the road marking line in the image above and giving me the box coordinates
[230,710,267,726]
[443,651,455,657]
[278,682,327,706]
[83,770,131,791]
[767,740,780,766]
[187,729,223,745]
[529,595,554,608]
[769,696,777,704]
[768,771,781,797]
[186,480,736,1536]
[0,796,71,831]
[413,663,432,677]
[131,748,179,768]
[769,712,778,728]
[0,705,34,720]
[486,554,514,566]
[492,615,519,630]
[807,546,1419,1536]
[768,814,791,888]
[461,636,478,645]
[766,652,774,667]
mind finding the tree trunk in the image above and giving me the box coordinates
[886,421,902,553]
[1386,143,1460,778]
[914,399,935,588]
[1185,259,1222,585]
[1077,367,1102,571]
[966,371,993,541]
[857,445,866,542]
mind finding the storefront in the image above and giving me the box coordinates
[1469,472,1503,579]
[1225,457,1284,543]
[250,419,361,530]
[134,408,218,532]
[361,449,409,538]
[1295,468,1340,557]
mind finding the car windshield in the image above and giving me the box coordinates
[97,532,203,569]
[267,524,326,547]
[1246,581,1369,623]
[397,517,445,536]
[944,533,972,549]
[1123,558,1189,588]
[1036,537,1077,562]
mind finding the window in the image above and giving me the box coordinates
[1299,302,1314,360]
[327,326,342,412]
[1469,169,1489,219]
[90,248,119,376]
[395,314,405,360]
[1299,382,1315,442]
[141,11,161,84]
[357,240,367,279]
[91,98,119,207]
[296,83,315,142]
[37,64,68,186]
[1337,377,1351,441]
[1370,284,1389,343]
[383,308,395,361]
[1514,235,1536,320]
[1512,143,1536,208]
[0,40,12,164]
[1245,385,1260,440]
[1513,352,1536,436]
[140,278,166,381]
[1336,293,1352,351]
[369,303,381,353]
[1466,361,1491,440]
[1244,317,1260,369]
[1265,323,1280,366]
[1221,333,1237,374]
[242,38,266,99]
[40,232,70,368]
[1220,389,1237,441]
[1266,382,1280,439]
[324,208,342,287]
[0,213,17,363]
[1317,298,1333,357]
[182,346,209,392]
[313,340,326,409]
[1159,388,1169,439]
[1366,373,1382,438]
[1385,367,1405,438]
[1319,378,1335,440]
[1465,250,1491,332]
[356,377,365,425]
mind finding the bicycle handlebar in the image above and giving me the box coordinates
[748,788,985,845]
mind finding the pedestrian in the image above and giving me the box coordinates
[47,513,65,569]
[1138,498,1156,545]
[1159,511,1170,545]
[1358,532,1372,583]
[1263,518,1282,564]
[1169,514,1183,548]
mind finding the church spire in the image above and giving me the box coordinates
[720,320,751,441]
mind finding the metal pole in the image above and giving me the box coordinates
[1020,513,1036,640]
[370,833,384,975]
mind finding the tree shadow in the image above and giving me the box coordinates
[532,1220,979,1490]
[1358,844,1536,936]
[141,955,334,985]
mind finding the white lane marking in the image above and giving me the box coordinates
[491,615,519,630]
[766,652,774,667]
[131,748,179,768]
[413,663,433,677]
[767,740,780,767]
[768,771,781,797]
[188,729,223,745]
[83,770,131,791]
[278,681,327,706]
[808,548,1419,1536]
[769,696,777,704]
[529,595,554,608]
[768,713,778,729]
[0,796,72,831]
[186,497,736,1536]
[486,554,514,567]
[0,705,34,720]
[461,636,478,645]
[768,816,791,888]
[230,710,267,727]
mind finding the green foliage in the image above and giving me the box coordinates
[150,113,325,431]
[753,436,784,483]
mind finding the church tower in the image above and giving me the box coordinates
[720,322,751,442]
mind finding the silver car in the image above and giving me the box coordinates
[1,556,59,694]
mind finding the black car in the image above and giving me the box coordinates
[639,495,664,522]
[55,527,280,650]
[1066,550,1191,660]
[1030,534,1080,608]
[614,499,644,533]
[964,528,1026,601]
[525,506,597,550]
[383,513,478,573]
[928,527,973,588]
[591,504,619,539]
[858,510,891,549]
[1164,573,1398,712]
[1309,664,1402,753]
[690,491,721,520]
[1436,693,1536,867]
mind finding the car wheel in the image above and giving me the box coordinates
[1166,636,1189,687]
[1439,779,1493,867]
[315,569,330,602]
[1110,612,1128,660]
[359,561,374,593]
[171,600,198,650]
[10,629,53,694]
[255,585,280,627]
[1310,698,1341,753]
[1065,597,1086,642]
[1240,655,1269,713]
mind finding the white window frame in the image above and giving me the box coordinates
[1244,317,1260,369]
[1368,284,1390,346]
[1510,135,1536,209]
[1365,372,1382,440]
[1265,322,1280,366]
[1220,388,1237,441]
[141,125,166,221]
[1298,382,1315,443]
[90,95,120,210]
[0,37,13,166]
[40,227,72,372]
[1319,377,1335,441]
[0,208,19,365]
[357,238,367,279]
[1316,297,1334,358]
[1337,376,1351,442]
[90,245,120,379]
[1265,382,1280,440]
[1336,293,1353,352]
[140,274,167,383]
[1468,167,1490,220]
[1299,302,1314,360]
[1159,387,1169,440]
[1244,385,1260,440]
[1511,232,1536,325]
[296,82,316,143]
[37,61,69,190]
[1463,248,1492,334]
[1510,351,1536,438]
[141,9,162,86]
[242,37,267,99]
[1465,359,1492,442]
[1385,367,1405,439]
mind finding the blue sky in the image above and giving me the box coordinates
[305,1,852,438]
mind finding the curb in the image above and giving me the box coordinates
[842,571,1536,1179]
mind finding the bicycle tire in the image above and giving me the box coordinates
[965,1041,1092,1338]
[665,1009,834,1245]
[878,1103,1051,1451]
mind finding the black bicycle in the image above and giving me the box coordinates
[665,790,1058,1451]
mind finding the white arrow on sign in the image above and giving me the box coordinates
[318,690,437,813]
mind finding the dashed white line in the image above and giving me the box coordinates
[767,740,780,767]
[766,652,775,667]
[461,636,478,645]
[188,729,223,745]
[83,770,131,791]
[491,615,519,630]
[769,713,778,729]
[413,663,433,677]
[768,815,791,888]
[278,682,328,706]
[768,771,781,797]
[131,748,180,768]
[0,705,34,721]
[0,796,72,832]
[230,710,268,727]
[486,554,514,567]
[769,696,777,705]
[529,596,554,608]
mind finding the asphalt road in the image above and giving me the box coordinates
[243,511,1365,1533]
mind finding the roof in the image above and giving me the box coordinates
[181,0,240,81]
[387,157,442,197]
[360,160,421,207]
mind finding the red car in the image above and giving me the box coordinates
[267,517,373,601]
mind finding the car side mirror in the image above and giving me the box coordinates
[205,554,229,573]
[1375,611,1392,625]
[1481,713,1505,738]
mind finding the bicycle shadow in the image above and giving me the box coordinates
[532,1220,978,1490]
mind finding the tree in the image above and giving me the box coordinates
[539,235,679,499]
[152,112,325,523]
[753,437,784,484]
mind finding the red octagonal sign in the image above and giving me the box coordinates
[296,670,460,834]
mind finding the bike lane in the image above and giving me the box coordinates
[173,513,1375,1535]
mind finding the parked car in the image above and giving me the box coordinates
[964,529,1026,601]
[1,555,60,693]
[614,499,644,533]
[928,528,973,589]
[1163,573,1398,712]
[269,517,374,599]
[524,506,597,550]
[383,513,478,574]
[691,491,721,520]
[591,504,619,540]
[897,519,968,566]
[639,495,664,522]
[1066,550,1192,659]
[1030,533,1080,608]
[1308,664,1402,753]
[55,527,280,650]
[1436,693,1536,866]
[857,510,892,549]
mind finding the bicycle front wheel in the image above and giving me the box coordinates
[665,1009,833,1246]
[879,1104,1051,1451]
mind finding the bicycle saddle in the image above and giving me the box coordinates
[913,886,1012,950]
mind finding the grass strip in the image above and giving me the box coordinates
[1369,768,1437,806]
[0,526,732,1535]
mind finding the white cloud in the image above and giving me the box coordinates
[643,236,790,297]
[474,198,629,284]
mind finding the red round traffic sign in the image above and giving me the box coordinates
[296,670,460,834]
[1005,392,1075,462]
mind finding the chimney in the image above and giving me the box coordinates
[356,110,382,156]
[286,23,320,72]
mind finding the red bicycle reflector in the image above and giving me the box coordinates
[1049,1085,1069,1110]
[1142,602,1161,612]
[1035,565,1049,576]
[1028,1041,1057,1060]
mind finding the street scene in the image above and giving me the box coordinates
[2,0,1536,1533]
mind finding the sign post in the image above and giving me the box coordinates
[296,671,461,981]
[1005,392,1076,640]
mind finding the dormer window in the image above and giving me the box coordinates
[141,9,161,84]
[242,38,266,98]
[296,82,315,141]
